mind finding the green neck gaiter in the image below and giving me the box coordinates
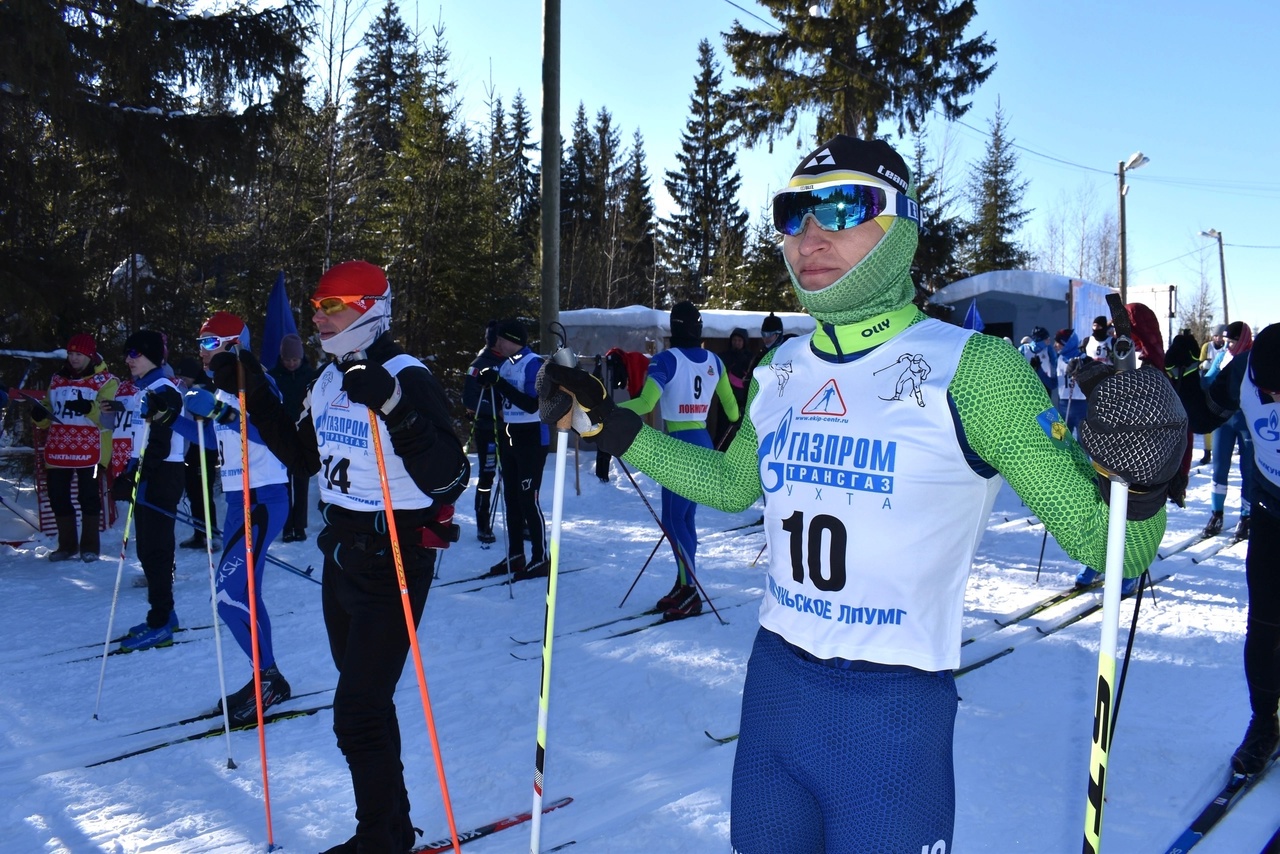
[786,213,919,326]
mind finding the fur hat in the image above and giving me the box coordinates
[124,330,166,368]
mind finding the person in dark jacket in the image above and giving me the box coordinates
[114,330,186,652]
[268,332,318,542]
[462,321,502,544]
[717,327,753,447]
[1174,323,1280,776]
[246,260,469,853]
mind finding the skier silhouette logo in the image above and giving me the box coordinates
[802,379,847,416]
[874,353,932,407]
[768,361,794,397]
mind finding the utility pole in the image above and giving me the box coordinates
[539,0,561,353]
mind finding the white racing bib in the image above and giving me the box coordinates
[210,390,289,492]
[311,355,434,511]
[750,320,1000,671]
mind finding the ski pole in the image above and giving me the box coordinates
[751,540,767,567]
[135,498,319,584]
[93,419,149,720]
[1082,294,1138,854]
[196,416,236,768]
[0,492,40,531]
[366,408,462,853]
[617,532,667,608]
[529,393,575,854]
[234,354,275,849]
[616,459,726,625]
[489,386,517,597]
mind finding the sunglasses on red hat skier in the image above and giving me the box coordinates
[197,335,240,352]
[772,179,920,236]
[310,294,389,316]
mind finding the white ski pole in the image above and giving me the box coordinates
[93,418,149,720]
[1082,297,1137,854]
[197,415,236,767]
[529,347,582,853]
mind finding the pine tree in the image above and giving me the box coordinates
[910,129,969,294]
[0,0,309,342]
[661,40,748,304]
[964,100,1032,274]
[347,0,418,157]
[613,130,660,308]
[722,0,995,142]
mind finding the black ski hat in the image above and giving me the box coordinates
[789,135,911,194]
[124,329,166,368]
[1251,323,1280,392]
[497,318,527,347]
[669,301,703,347]
[761,313,783,335]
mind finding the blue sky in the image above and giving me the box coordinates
[407,0,1277,333]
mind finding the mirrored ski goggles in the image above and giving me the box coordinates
[198,335,239,352]
[772,180,919,236]
[310,294,388,315]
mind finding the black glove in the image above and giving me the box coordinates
[29,400,50,422]
[63,397,94,416]
[140,390,178,426]
[111,465,137,503]
[208,348,267,396]
[341,361,400,414]
[477,367,500,387]
[1078,365,1188,521]
[537,362,642,457]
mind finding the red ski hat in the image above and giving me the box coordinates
[66,333,97,357]
[312,261,391,315]
[200,311,246,340]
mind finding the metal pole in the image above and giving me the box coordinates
[539,0,561,351]
[1215,231,1229,325]
[1117,160,1127,305]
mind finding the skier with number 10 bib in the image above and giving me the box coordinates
[537,135,1186,853]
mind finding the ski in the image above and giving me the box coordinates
[1261,824,1280,854]
[511,607,663,645]
[88,694,334,766]
[704,730,738,745]
[1190,535,1238,565]
[1163,752,1280,854]
[448,565,591,594]
[64,635,209,664]
[1158,531,1205,560]
[412,796,573,853]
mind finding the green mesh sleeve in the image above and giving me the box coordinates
[620,354,772,513]
[952,334,1165,578]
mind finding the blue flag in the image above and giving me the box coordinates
[962,299,985,332]
[260,272,298,371]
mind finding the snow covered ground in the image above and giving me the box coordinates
[0,435,1271,853]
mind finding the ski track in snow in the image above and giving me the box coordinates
[0,445,1273,852]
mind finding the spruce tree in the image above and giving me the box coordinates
[722,0,995,142]
[910,130,969,294]
[964,100,1032,274]
[661,39,748,304]
[0,0,310,342]
[614,131,660,308]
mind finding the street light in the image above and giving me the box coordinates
[1117,151,1149,304]
[1200,228,1229,324]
